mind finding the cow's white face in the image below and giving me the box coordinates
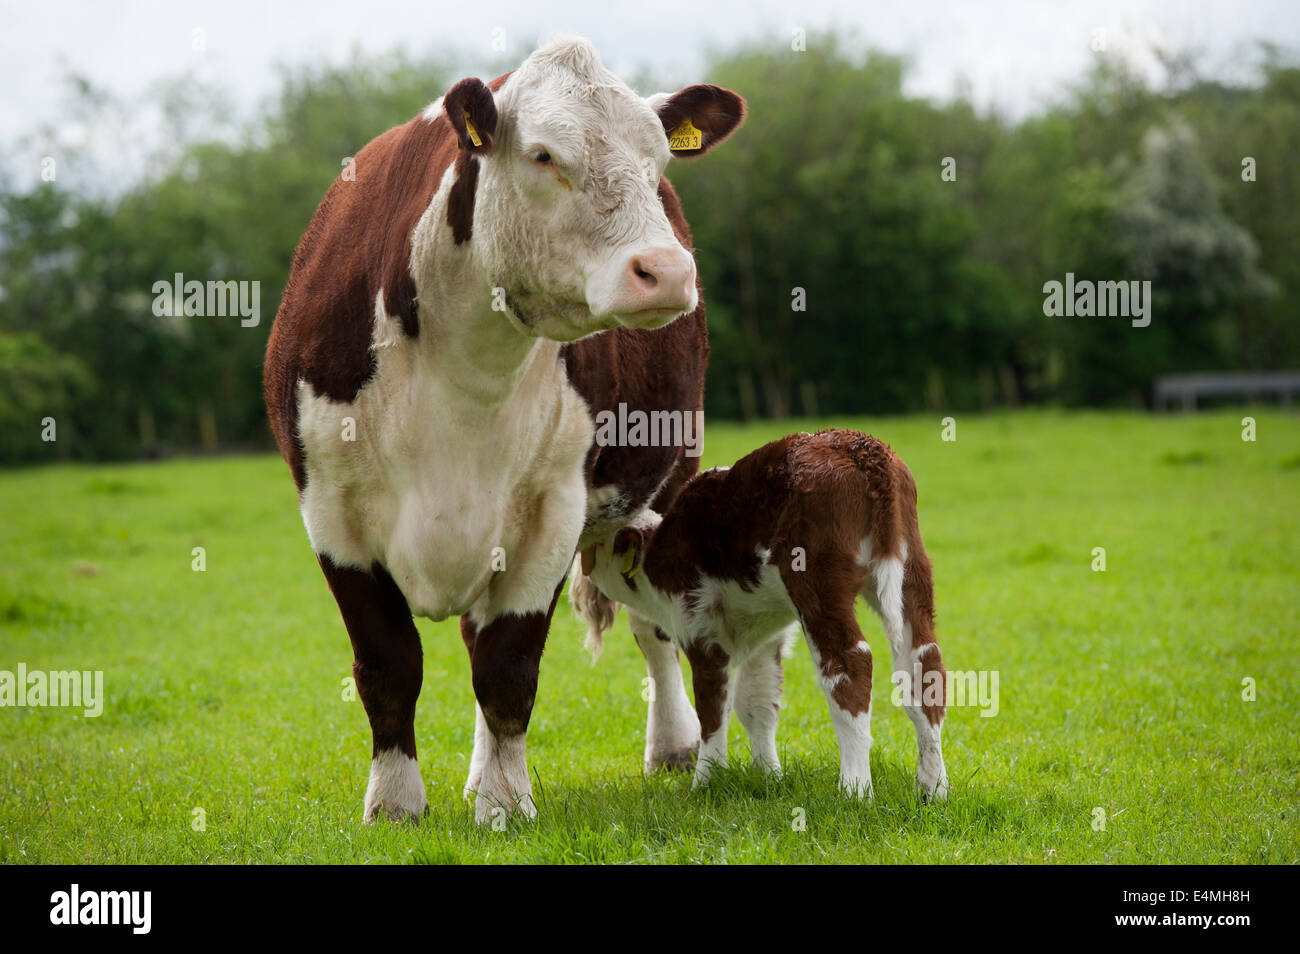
[442,37,745,341]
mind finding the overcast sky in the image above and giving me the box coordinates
[2,0,1297,185]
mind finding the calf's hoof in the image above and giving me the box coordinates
[364,802,428,825]
[917,774,950,803]
[646,742,699,773]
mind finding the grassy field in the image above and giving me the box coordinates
[0,409,1296,864]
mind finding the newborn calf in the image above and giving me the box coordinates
[578,429,949,800]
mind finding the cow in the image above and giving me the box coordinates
[262,36,745,823]
[578,429,950,800]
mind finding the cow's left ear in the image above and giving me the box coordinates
[611,526,646,580]
[649,84,746,158]
[443,77,498,155]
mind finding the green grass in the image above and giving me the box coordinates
[1,409,1297,864]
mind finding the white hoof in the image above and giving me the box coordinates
[918,769,950,802]
[470,734,536,826]
[839,774,874,802]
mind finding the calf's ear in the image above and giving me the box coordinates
[443,77,498,155]
[649,84,746,158]
[612,526,646,579]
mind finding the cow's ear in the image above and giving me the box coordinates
[611,526,646,580]
[650,84,745,158]
[444,77,498,155]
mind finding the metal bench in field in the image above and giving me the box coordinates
[1153,372,1300,410]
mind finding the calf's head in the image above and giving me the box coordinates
[583,511,662,609]
[440,36,744,340]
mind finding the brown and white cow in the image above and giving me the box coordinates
[263,37,744,823]
[579,429,950,800]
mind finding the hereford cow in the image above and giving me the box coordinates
[263,36,744,823]
[579,430,950,801]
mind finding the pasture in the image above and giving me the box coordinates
[0,410,1296,864]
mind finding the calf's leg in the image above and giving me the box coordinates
[801,612,875,799]
[733,632,792,774]
[628,612,701,772]
[682,639,733,789]
[785,557,875,798]
[866,544,949,800]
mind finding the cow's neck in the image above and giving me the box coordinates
[434,299,553,408]
[414,242,559,412]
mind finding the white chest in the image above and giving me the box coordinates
[295,334,594,621]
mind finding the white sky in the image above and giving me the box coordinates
[1,0,1297,186]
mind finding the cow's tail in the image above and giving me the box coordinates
[570,553,618,663]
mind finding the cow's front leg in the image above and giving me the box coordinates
[318,555,428,823]
[460,581,564,824]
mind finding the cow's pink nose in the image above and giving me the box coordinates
[619,247,696,317]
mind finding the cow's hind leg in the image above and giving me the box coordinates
[318,555,428,823]
[628,612,701,772]
[460,580,564,824]
[461,702,492,802]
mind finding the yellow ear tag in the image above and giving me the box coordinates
[668,118,703,152]
[463,110,483,148]
[621,548,639,579]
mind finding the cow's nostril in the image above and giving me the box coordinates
[631,260,658,287]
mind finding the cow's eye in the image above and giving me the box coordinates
[533,151,552,165]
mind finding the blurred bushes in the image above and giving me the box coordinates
[0,332,93,461]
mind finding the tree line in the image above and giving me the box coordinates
[1,35,1296,462]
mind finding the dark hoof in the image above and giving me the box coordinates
[647,743,699,773]
[364,803,428,825]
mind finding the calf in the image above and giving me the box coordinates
[579,429,950,800]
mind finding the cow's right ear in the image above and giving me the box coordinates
[443,78,498,155]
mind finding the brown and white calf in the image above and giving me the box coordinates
[580,429,950,800]
[263,37,744,823]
